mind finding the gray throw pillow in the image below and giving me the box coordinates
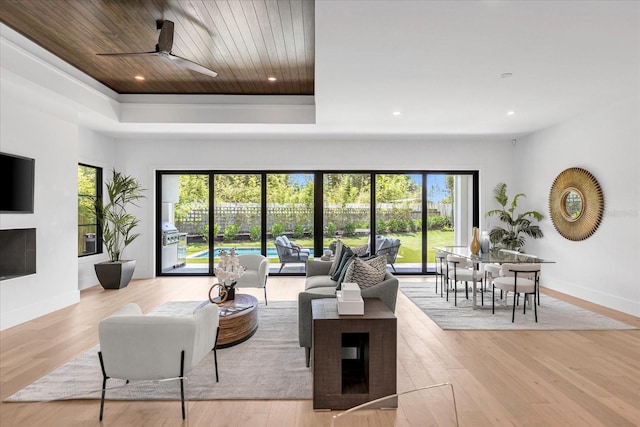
[331,245,354,282]
[343,256,387,289]
[328,240,344,276]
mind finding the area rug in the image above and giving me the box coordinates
[400,282,636,331]
[5,301,312,402]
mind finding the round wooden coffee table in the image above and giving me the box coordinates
[216,294,259,348]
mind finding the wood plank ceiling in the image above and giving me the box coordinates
[0,0,314,95]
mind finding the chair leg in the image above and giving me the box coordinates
[98,351,108,421]
[390,263,397,273]
[264,285,268,305]
[180,350,186,420]
[279,263,285,273]
[492,284,495,314]
[511,294,517,323]
[440,279,449,302]
[533,293,538,322]
[214,327,220,382]
[454,281,458,306]
[305,347,311,367]
[464,282,469,299]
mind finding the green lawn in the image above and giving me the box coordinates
[185,230,454,265]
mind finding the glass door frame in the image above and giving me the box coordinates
[156,169,479,277]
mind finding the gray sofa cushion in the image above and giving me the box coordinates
[305,275,338,290]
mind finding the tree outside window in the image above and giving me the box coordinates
[78,164,102,256]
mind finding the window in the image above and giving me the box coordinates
[78,164,102,256]
[156,170,477,276]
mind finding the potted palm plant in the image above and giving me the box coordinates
[94,169,146,289]
[486,182,544,251]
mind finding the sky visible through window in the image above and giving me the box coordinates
[288,173,449,202]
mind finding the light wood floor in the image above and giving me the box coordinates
[1,276,639,427]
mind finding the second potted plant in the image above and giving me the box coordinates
[94,169,146,289]
[486,182,544,251]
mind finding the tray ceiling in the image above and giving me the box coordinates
[0,0,314,95]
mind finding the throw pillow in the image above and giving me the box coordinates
[352,244,369,256]
[343,256,388,289]
[328,240,345,276]
[335,254,357,290]
[330,245,354,282]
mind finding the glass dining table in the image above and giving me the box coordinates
[434,246,555,309]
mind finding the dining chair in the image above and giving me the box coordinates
[446,255,483,306]
[497,250,541,305]
[492,263,541,322]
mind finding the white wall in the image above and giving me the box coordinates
[517,97,640,316]
[114,137,517,279]
[77,129,117,290]
[0,77,81,330]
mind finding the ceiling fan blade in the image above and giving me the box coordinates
[96,51,159,57]
[168,54,218,77]
[157,20,174,52]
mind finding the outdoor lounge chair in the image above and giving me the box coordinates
[274,235,310,272]
[376,237,401,272]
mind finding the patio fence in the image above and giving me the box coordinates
[175,203,451,236]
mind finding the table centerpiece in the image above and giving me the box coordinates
[209,248,245,303]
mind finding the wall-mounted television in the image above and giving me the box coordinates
[0,152,35,214]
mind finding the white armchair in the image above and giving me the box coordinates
[234,254,269,304]
[98,302,219,420]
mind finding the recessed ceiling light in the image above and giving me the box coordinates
[500,72,513,79]
[392,111,401,116]
[267,76,277,82]
[134,75,145,81]
[507,110,515,116]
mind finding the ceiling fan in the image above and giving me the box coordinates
[97,20,217,78]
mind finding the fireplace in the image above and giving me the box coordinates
[0,228,36,280]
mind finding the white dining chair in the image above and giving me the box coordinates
[446,255,483,306]
[492,263,541,322]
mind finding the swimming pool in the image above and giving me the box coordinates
[191,247,315,259]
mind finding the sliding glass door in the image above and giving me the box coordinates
[323,173,371,254]
[157,170,477,276]
[267,173,314,273]
[159,173,209,274]
[213,174,263,267]
[425,173,475,272]
[375,173,422,273]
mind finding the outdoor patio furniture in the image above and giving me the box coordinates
[376,237,401,272]
[274,235,310,272]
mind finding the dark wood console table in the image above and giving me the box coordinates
[311,298,397,410]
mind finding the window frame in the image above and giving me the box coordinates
[78,163,103,257]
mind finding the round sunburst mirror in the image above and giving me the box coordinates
[549,167,604,241]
